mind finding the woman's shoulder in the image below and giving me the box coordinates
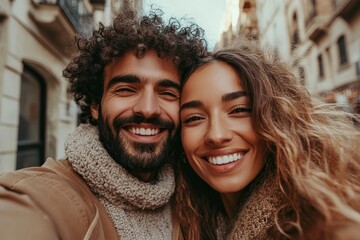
[228,173,284,239]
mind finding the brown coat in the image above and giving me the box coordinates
[0,158,118,240]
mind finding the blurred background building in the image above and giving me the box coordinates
[217,0,360,111]
[0,0,359,173]
[0,0,142,173]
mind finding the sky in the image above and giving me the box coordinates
[143,0,227,50]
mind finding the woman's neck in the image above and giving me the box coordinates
[220,192,242,219]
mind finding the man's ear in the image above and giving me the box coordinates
[90,103,99,120]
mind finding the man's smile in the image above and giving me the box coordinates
[122,124,168,143]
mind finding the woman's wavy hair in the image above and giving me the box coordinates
[63,7,207,125]
[175,38,360,239]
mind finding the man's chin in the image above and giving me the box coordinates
[111,140,169,172]
[116,155,166,173]
[98,119,174,172]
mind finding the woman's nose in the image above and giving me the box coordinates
[205,115,232,146]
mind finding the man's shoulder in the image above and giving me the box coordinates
[0,158,81,192]
[0,158,95,215]
[0,158,117,239]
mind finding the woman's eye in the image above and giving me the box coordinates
[183,115,203,124]
[229,105,252,115]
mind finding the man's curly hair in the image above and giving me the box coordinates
[63,8,208,125]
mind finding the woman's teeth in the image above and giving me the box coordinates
[207,153,243,165]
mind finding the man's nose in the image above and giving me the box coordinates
[132,89,161,118]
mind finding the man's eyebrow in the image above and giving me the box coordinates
[180,100,204,111]
[106,75,140,90]
[222,91,247,102]
[157,79,181,91]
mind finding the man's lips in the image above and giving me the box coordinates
[122,124,167,142]
[127,126,162,136]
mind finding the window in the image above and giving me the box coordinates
[298,66,306,86]
[16,66,46,169]
[317,54,324,79]
[293,30,299,45]
[244,1,251,10]
[310,0,317,18]
[337,35,348,66]
[291,12,299,51]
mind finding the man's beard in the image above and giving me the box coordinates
[97,109,176,173]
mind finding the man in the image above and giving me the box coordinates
[0,8,207,240]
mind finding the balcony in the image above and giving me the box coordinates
[305,15,329,42]
[29,0,94,56]
[332,0,360,22]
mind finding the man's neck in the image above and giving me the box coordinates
[131,171,157,182]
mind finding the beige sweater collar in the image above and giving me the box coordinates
[64,124,175,210]
[65,124,175,239]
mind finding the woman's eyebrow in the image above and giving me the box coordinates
[180,91,247,111]
[222,91,247,102]
[180,100,204,111]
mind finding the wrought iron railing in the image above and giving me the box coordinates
[36,0,94,37]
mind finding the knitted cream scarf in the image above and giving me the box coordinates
[65,124,175,240]
[227,173,284,240]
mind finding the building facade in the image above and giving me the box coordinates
[0,0,144,173]
[216,0,258,50]
[0,0,107,173]
[104,0,142,25]
[217,0,360,112]
[0,0,103,173]
[0,0,143,173]
[287,0,360,108]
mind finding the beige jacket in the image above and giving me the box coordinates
[0,158,118,240]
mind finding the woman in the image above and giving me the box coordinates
[174,40,360,239]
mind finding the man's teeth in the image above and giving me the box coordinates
[130,128,160,136]
[208,153,242,165]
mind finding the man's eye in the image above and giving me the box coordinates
[115,87,136,92]
[112,87,137,97]
[160,91,179,100]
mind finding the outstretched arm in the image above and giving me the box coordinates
[0,185,58,239]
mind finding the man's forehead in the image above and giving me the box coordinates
[105,49,171,68]
[103,50,180,86]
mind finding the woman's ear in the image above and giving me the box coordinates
[90,104,99,120]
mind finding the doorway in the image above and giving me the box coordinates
[16,65,46,169]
